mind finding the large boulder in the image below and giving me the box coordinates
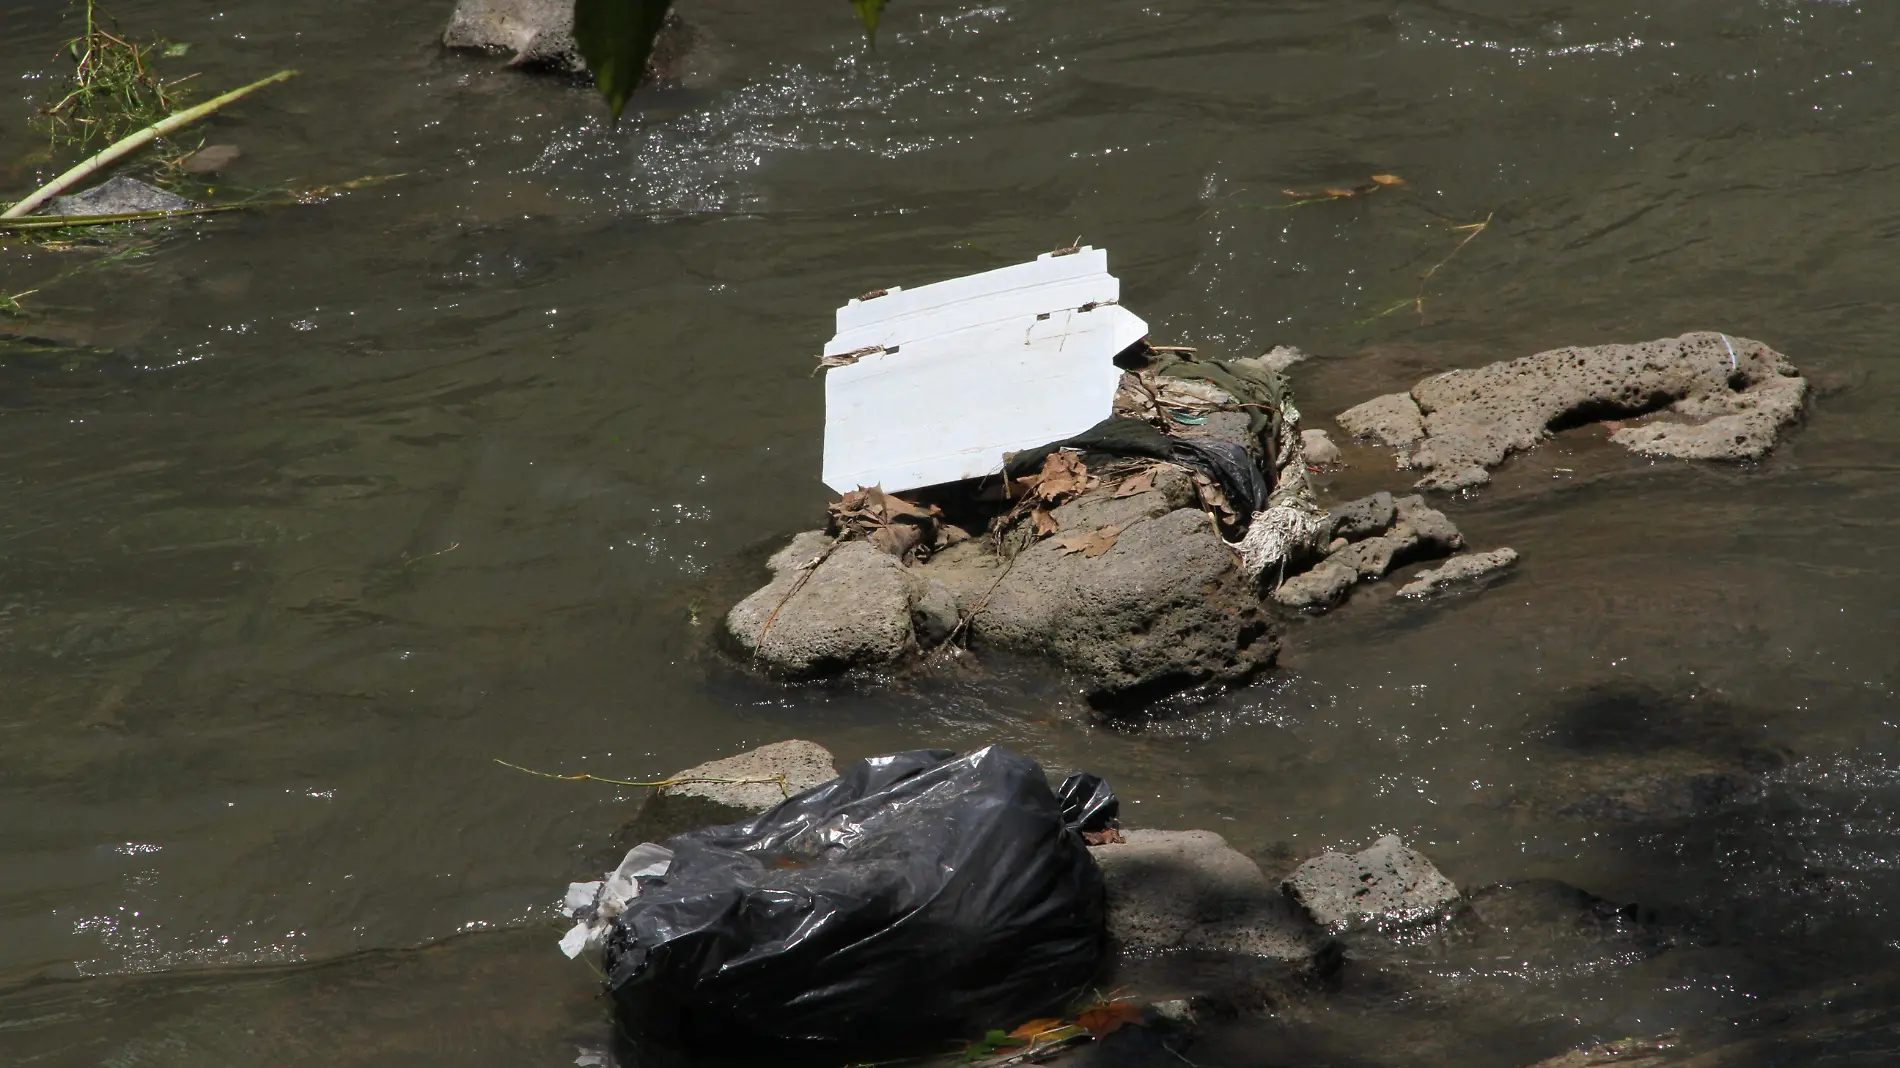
[1337,333,1807,490]
[1091,829,1328,961]
[960,506,1276,706]
[443,0,697,81]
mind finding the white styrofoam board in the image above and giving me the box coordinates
[821,248,1146,494]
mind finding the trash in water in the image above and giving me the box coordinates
[585,745,1114,1058]
[819,246,1149,494]
[559,841,673,959]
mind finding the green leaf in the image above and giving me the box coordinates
[850,0,887,46]
[572,0,675,121]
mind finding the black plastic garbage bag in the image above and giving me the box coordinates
[602,746,1110,1057]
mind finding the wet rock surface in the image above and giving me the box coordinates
[443,0,697,81]
[1272,493,1465,612]
[1337,333,1808,490]
[1398,547,1518,597]
[43,176,198,216]
[1283,835,1460,926]
[1092,829,1329,961]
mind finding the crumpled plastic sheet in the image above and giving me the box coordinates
[559,842,674,959]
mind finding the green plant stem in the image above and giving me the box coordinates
[4,69,295,219]
[0,204,245,230]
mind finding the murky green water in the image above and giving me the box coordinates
[3,0,1898,1064]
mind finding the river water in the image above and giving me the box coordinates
[3,0,1898,1064]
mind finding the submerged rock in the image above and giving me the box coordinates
[1272,561,1357,612]
[1338,332,1807,489]
[1091,829,1328,961]
[443,0,697,81]
[1398,548,1518,597]
[43,176,198,217]
[1283,835,1459,926]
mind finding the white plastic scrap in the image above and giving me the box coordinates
[819,247,1150,494]
[558,842,673,959]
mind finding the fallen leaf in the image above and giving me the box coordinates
[1111,468,1158,498]
[1370,173,1407,186]
[1076,1001,1143,1037]
[1322,187,1358,198]
[1032,509,1060,537]
[1083,828,1125,846]
[1009,1019,1065,1040]
[1016,450,1095,504]
[1054,524,1122,558]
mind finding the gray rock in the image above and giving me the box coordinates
[960,506,1276,706]
[1301,428,1342,467]
[1328,491,1396,542]
[1284,834,1460,926]
[909,579,960,648]
[1272,561,1358,612]
[1398,548,1518,597]
[1336,392,1426,447]
[1049,465,1195,532]
[1395,332,1807,489]
[622,739,838,843]
[43,176,198,217]
[1092,829,1328,960]
[724,533,917,677]
[444,0,696,80]
[1255,345,1313,375]
[1326,525,1419,579]
[1393,494,1464,555]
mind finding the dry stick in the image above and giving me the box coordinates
[3,69,297,219]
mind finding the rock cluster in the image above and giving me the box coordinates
[1336,332,1807,489]
[727,457,1277,707]
[1272,491,1505,612]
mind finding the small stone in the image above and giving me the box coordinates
[1398,548,1518,598]
[1272,562,1358,611]
[1393,494,1464,554]
[1328,491,1396,541]
[1284,835,1460,927]
[1301,428,1342,467]
[43,175,198,217]
[180,144,241,174]
[622,740,839,844]
[1326,526,1417,579]
[1336,393,1426,447]
[1256,345,1313,374]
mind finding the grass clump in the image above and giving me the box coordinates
[37,0,196,162]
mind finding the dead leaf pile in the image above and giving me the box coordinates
[1009,451,1097,537]
[827,486,965,563]
[962,999,1148,1066]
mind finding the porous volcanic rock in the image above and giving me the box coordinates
[444,0,697,81]
[1338,333,1807,489]
[1091,829,1329,961]
[1284,835,1460,926]
[1398,548,1518,597]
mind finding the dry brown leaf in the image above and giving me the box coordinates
[1111,468,1158,499]
[1322,187,1358,198]
[1370,173,1407,186]
[1054,524,1122,558]
[1076,1001,1143,1037]
[1083,828,1125,846]
[1032,509,1060,537]
[1009,1019,1065,1041]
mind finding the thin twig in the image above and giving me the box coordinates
[1365,212,1494,324]
[5,69,297,218]
[755,534,844,647]
[493,758,792,796]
